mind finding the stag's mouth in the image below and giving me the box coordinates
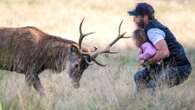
[72,81,80,88]
[69,73,81,89]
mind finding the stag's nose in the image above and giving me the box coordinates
[72,81,80,88]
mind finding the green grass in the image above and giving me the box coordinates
[0,51,194,110]
[0,102,2,110]
[120,53,137,66]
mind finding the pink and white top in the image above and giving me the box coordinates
[138,42,156,61]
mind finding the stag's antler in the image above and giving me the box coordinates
[91,20,131,66]
[78,18,95,49]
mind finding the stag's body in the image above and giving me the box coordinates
[0,26,76,73]
[0,19,129,95]
[0,26,79,94]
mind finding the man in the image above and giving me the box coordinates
[128,3,192,92]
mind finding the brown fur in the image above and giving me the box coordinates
[0,26,88,94]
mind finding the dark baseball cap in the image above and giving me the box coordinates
[128,3,155,16]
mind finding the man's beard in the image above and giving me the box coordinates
[136,19,145,28]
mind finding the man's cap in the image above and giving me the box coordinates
[128,3,155,16]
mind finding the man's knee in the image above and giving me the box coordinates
[180,64,192,79]
[177,64,192,84]
[134,71,141,82]
[134,68,148,82]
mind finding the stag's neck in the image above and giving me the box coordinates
[42,36,78,73]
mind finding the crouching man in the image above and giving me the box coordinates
[128,3,192,92]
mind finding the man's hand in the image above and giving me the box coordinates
[148,39,170,64]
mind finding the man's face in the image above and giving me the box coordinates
[133,15,148,28]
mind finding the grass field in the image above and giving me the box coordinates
[0,0,195,110]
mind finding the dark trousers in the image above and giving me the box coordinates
[134,64,192,91]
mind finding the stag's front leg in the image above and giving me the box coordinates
[25,73,45,96]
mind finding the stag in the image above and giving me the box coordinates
[0,18,129,95]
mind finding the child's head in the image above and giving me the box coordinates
[133,29,147,47]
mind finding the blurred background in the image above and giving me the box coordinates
[0,0,195,110]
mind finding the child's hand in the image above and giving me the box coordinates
[139,60,145,65]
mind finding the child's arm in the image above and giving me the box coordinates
[139,42,156,61]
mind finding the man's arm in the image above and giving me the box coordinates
[140,28,170,64]
[148,39,170,63]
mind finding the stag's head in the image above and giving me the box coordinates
[67,18,130,88]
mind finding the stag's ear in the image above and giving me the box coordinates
[70,45,79,54]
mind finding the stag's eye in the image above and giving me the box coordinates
[75,64,79,68]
